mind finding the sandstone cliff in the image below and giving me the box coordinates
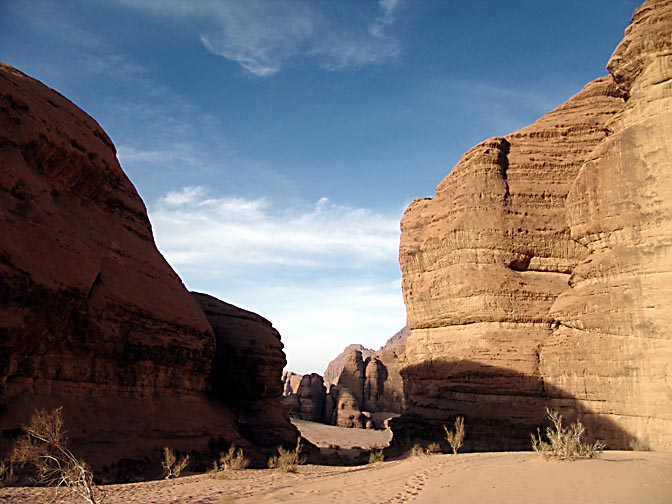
[398,0,672,451]
[0,62,297,479]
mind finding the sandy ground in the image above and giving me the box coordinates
[291,418,392,453]
[1,421,671,503]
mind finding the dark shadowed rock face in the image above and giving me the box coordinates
[398,0,672,451]
[280,372,327,423]
[191,292,298,455]
[0,62,297,478]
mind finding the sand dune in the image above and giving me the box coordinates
[2,421,671,503]
[2,450,670,503]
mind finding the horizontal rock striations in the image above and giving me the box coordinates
[191,292,298,455]
[0,62,297,478]
[398,0,672,451]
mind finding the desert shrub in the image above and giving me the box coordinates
[629,438,651,451]
[531,408,605,461]
[410,444,426,457]
[162,447,189,479]
[368,449,384,464]
[11,407,103,504]
[268,437,304,473]
[443,416,465,454]
[0,459,7,487]
[425,442,441,455]
[210,446,249,477]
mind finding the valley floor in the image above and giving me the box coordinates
[2,451,671,503]
[1,420,671,503]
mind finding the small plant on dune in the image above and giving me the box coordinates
[0,459,7,487]
[210,446,250,477]
[410,444,426,458]
[268,436,304,473]
[425,442,441,455]
[162,446,190,479]
[443,416,465,455]
[368,449,385,464]
[531,408,605,461]
[11,407,103,504]
[629,438,651,451]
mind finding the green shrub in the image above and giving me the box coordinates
[531,408,605,461]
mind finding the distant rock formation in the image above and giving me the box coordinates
[283,327,409,429]
[323,344,375,389]
[398,0,672,452]
[282,370,303,396]
[0,62,297,479]
[281,372,327,423]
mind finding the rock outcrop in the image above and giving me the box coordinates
[281,372,327,423]
[283,327,409,429]
[398,0,672,451]
[323,344,375,389]
[0,62,297,479]
[191,293,298,454]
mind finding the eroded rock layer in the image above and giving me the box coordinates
[399,0,672,451]
[0,62,296,478]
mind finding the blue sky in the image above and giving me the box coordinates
[2,0,637,374]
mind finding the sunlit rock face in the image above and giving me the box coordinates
[0,62,297,479]
[399,0,672,451]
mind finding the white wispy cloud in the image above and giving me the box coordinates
[148,187,407,374]
[369,0,403,38]
[149,186,400,268]
[113,0,403,77]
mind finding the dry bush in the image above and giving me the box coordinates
[368,449,384,464]
[443,416,465,454]
[268,437,304,473]
[409,444,426,458]
[629,438,651,451]
[0,459,7,487]
[162,447,189,479]
[425,442,441,455]
[11,407,103,504]
[531,408,605,461]
[210,446,249,477]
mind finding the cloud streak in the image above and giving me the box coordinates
[114,0,403,76]
[149,186,401,268]
[148,187,407,374]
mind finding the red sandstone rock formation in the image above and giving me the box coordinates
[398,0,672,451]
[0,62,297,478]
[191,293,298,454]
